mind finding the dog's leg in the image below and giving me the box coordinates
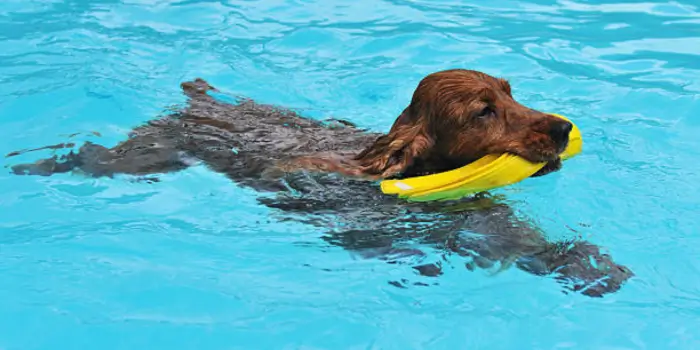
[515,240,634,297]
[7,79,220,179]
[436,221,633,297]
[261,192,633,297]
[9,150,82,176]
[9,138,190,178]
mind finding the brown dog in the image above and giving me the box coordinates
[8,69,632,297]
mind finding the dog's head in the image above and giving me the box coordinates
[354,69,573,178]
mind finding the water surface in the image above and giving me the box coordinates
[1,0,699,349]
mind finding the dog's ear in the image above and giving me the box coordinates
[274,109,433,180]
[353,109,434,178]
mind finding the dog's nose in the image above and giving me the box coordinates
[548,120,573,148]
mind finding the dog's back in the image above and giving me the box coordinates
[11,79,378,188]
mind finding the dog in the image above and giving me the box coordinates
[8,69,633,297]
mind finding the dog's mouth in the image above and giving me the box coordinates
[397,152,563,180]
[530,157,562,177]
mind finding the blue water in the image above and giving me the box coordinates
[1,0,700,348]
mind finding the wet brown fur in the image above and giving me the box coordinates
[7,69,632,297]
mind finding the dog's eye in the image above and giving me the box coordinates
[476,106,495,119]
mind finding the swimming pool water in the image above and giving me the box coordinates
[1,0,700,348]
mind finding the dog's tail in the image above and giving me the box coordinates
[180,78,218,100]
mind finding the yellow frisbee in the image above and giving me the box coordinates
[379,113,583,202]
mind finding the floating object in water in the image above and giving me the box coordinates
[379,113,583,202]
